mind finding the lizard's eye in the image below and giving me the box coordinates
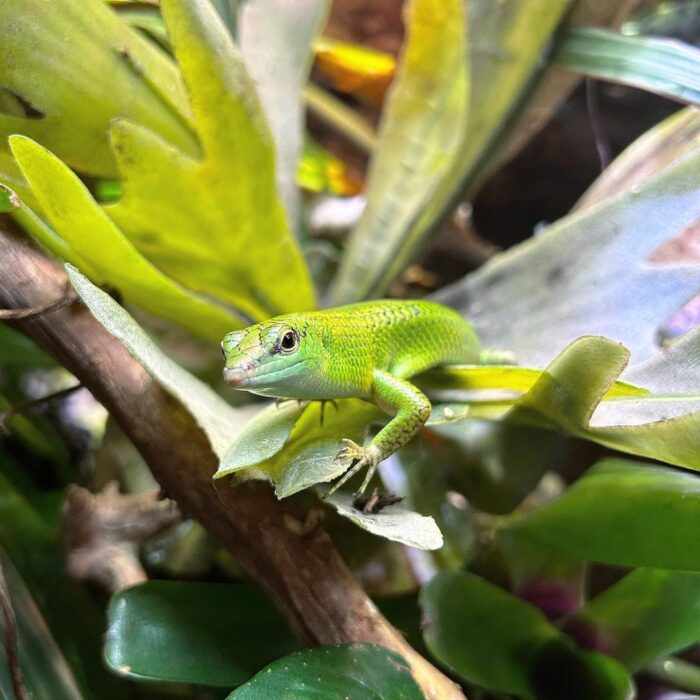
[280,329,299,353]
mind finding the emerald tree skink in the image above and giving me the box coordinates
[221,300,480,498]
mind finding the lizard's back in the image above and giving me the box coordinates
[299,300,479,396]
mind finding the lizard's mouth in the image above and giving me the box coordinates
[223,365,252,388]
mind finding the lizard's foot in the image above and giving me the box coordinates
[324,439,382,499]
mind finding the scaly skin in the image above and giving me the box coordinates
[222,300,479,497]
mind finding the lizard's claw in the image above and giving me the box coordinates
[324,439,382,499]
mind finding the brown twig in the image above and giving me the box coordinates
[0,286,76,320]
[0,562,29,700]
[0,223,464,700]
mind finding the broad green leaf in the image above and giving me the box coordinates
[503,458,700,571]
[106,582,297,686]
[67,268,245,458]
[12,136,243,341]
[421,571,632,699]
[228,644,423,700]
[331,0,575,302]
[569,568,700,671]
[239,0,329,228]
[555,28,700,105]
[106,0,315,320]
[575,106,700,211]
[0,473,128,698]
[329,0,469,303]
[0,552,82,700]
[0,0,197,178]
[435,150,700,367]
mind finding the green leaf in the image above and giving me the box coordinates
[555,28,700,105]
[239,0,329,228]
[106,0,315,320]
[0,0,197,178]
[0,552,82,700]
[436,151,700,367]
[11,136,243,341]
[106,581,297,686]
[503,457,700,571]
[569,568,700,671]
[227,644,424,700]
[329,0,469,303]
[421,571,632,699]
[67,267,245,459]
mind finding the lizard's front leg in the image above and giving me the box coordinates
[326,369,431,498]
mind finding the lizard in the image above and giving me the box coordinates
[221,299,480,505]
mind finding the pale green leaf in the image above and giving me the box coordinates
[106,0,315,320]
[435,151,700,367]
[325,492,443,551]
[555,28,700,105]
[329,0,469,303]
[239,0,330,228]
[12,136,244,341]
[66,267,245,458]
[0,0,197,178]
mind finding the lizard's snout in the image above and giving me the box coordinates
[223,367,249,388]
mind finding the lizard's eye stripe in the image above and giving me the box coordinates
[280,330,299,353]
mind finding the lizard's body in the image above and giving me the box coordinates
[222,300,479,496]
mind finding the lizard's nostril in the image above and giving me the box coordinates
[223,367,248,387]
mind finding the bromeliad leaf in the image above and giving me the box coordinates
[329,0,469,303]
[11,137,244,342]
[106,0,315,321]
[436,151,700,366]
[555,28,700,106]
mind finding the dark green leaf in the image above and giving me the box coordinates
[555,28,700,105]
[106,581,297,686]
[421,571,632,699]
[503,457,700,570]
[227,644,424,700]
[569,568,700,671]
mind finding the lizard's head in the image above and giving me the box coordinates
[221,319,318,397]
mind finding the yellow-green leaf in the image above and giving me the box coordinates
[106,0,315,320]
[12,136,243,341]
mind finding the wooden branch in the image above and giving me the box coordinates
[0,222,463,700]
